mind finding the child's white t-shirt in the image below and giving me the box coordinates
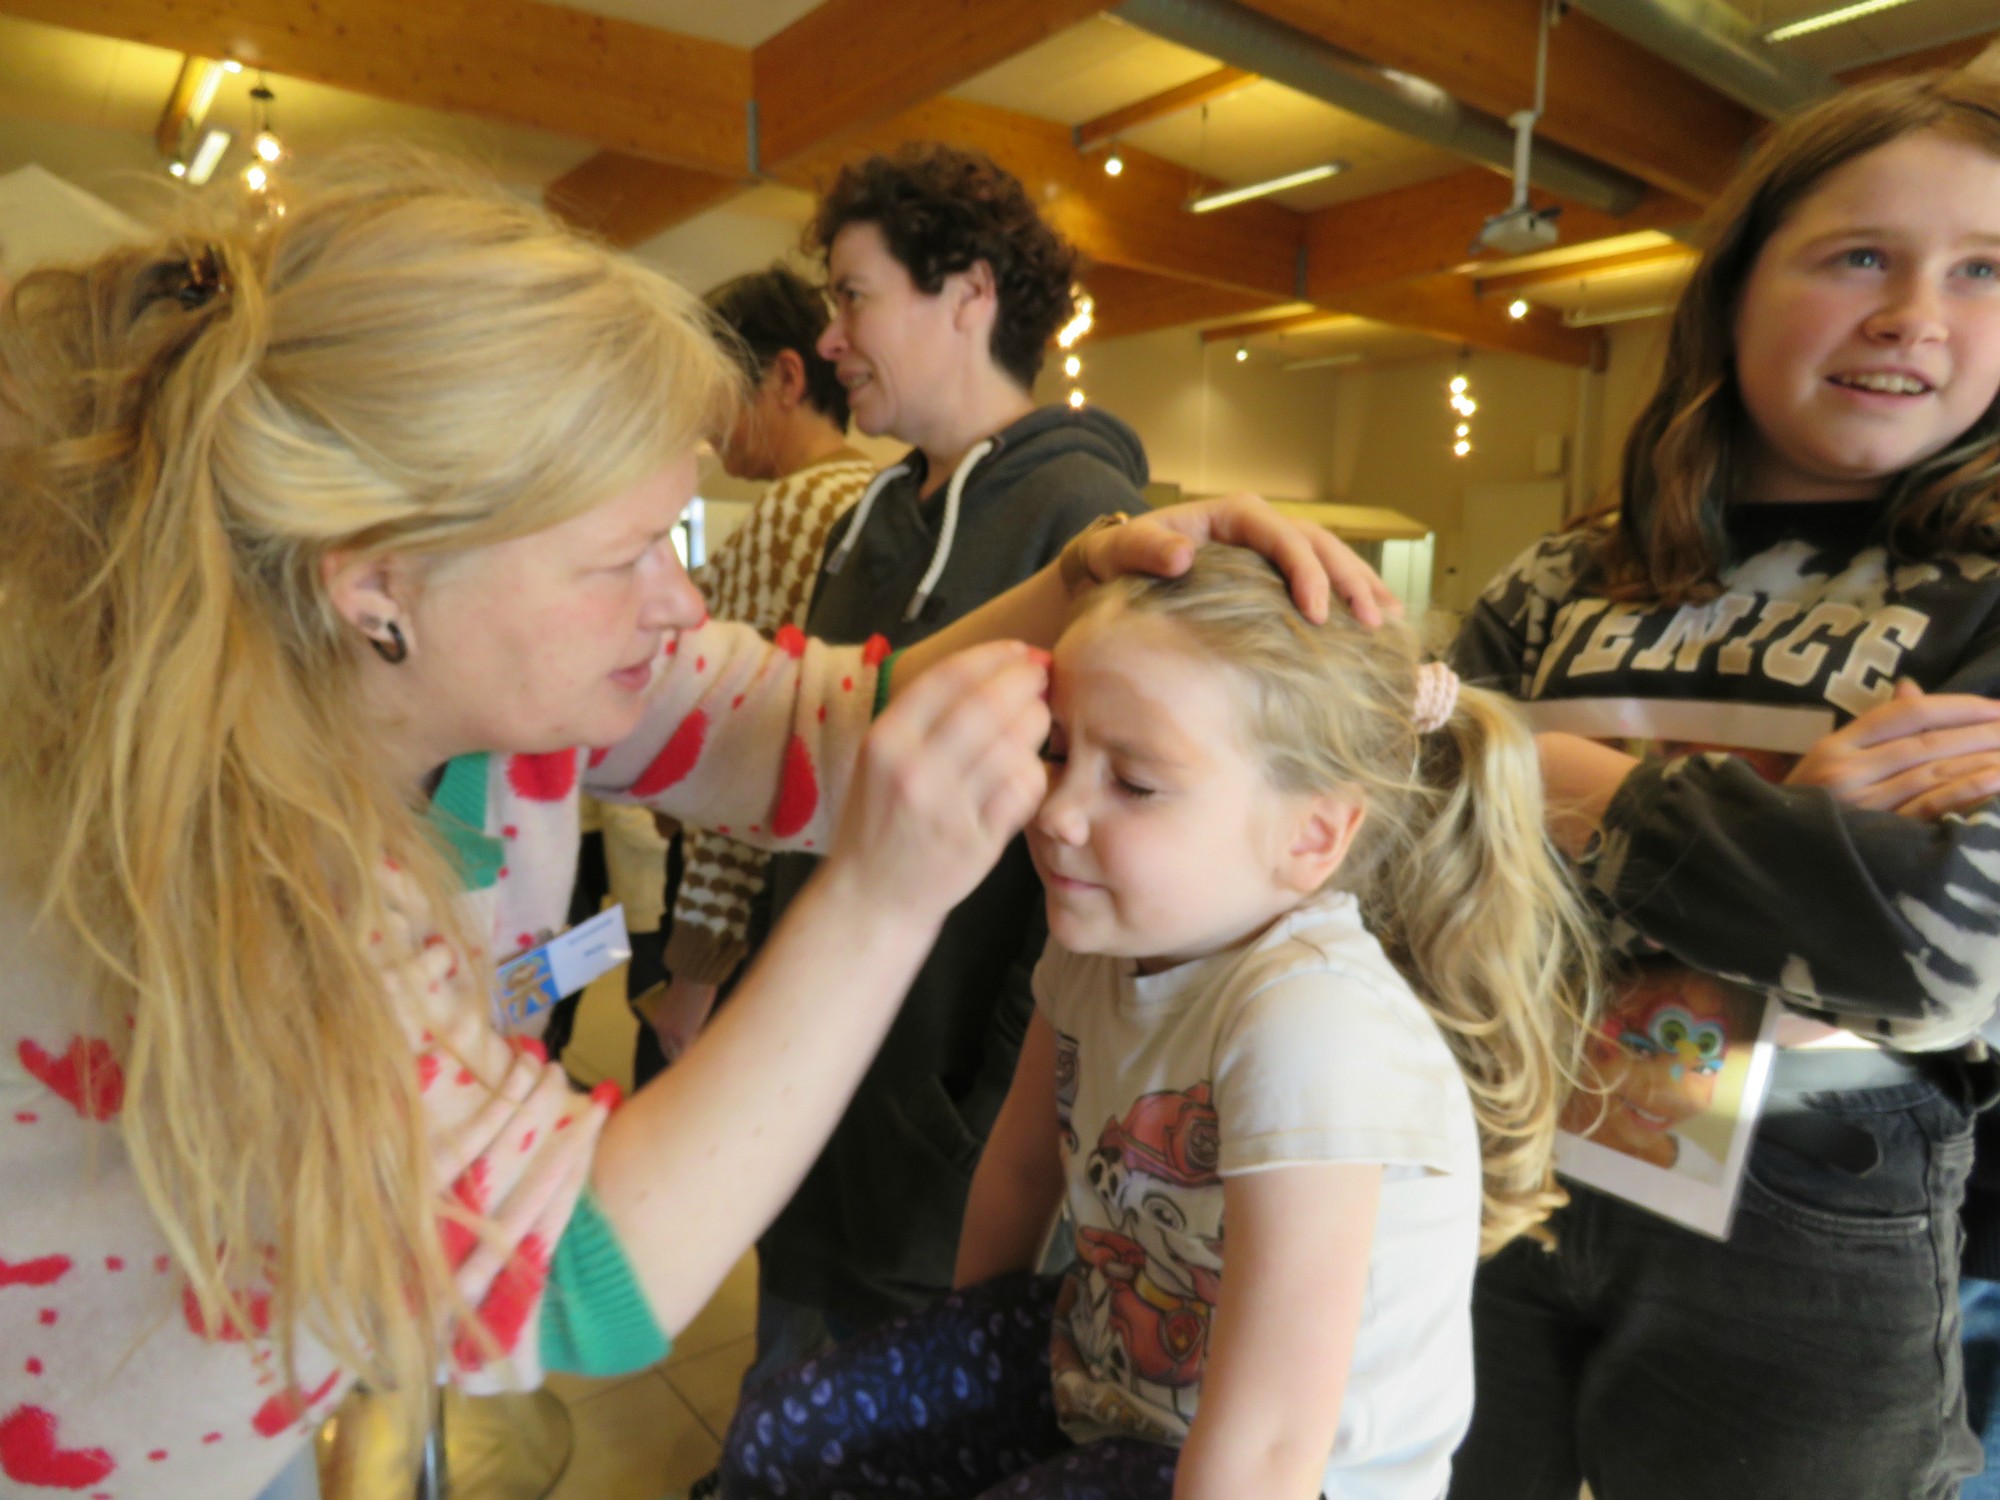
[1034,888,1482,1500]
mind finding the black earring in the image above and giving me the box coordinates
[368,620,408,664]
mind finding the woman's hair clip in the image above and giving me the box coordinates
[141,246,231,314]
[175,246,229,310]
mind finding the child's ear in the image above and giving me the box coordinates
[1278,794,1365,893]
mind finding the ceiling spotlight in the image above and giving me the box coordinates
[1104,152,1125,178]
[244,163,269,192]
[1507,298,1530,320]
[254,129,283,164]
[1063,354,1081,379]
[168,160,187,178]
[1234,345,1248,363]
[221,59,243,73]
[1056,291,1095,349]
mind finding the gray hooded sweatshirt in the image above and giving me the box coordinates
[758,403,1148,1328]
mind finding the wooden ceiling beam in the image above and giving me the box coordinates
[1235,0,1754,203]
[1330,275,1603,368]
[1835,32,1998,86]
[774,96,1306,300]
[1075,66,1259,152]
[1074,264,1273,343]
[1199,310,1349,342]
[1473,242,1693,297]
[0,0,751,177]
[753,0,1107,170]
[550,0,1109,247]
[1304,168,1695,302]
[544,156,750,248]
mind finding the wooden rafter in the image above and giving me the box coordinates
[773,96,1306,300]
[549,0,1108,246]
[0,0,751,177]
[1303,168,1695,303]
[1074,66,1259,152]
[752,0,1107,169]
[1835,31,1998,86]
[1333,275,1602,368]
[1235,0,1754,203]
[544,156,749,248]
[1199,310,1349,343]
[1077,264,1273,343]
[1473,242,1693,297]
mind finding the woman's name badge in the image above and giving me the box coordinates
[493,905,632,1032]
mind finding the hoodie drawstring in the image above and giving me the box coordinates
[820,440,999,624]
[822,460,911,580]
[905,438,995,622]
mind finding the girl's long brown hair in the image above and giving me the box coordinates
[1600,69,2000,605]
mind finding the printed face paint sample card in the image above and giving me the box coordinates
[493,904,631,1033]
[1556,966,1780,1239]
[1525,693,1808,1240]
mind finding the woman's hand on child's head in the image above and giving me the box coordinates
[824,639,1051,926]
[1788,679,2000,820]
[1082,493,1399,628]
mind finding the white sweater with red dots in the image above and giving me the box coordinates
[0,618,881,1500]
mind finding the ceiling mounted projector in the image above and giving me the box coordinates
[1476,202,1562,255]
[1472,0,1563,258]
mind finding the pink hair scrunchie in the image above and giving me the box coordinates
[1413,662,1461,734]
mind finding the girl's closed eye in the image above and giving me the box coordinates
[1114,771,1156,800]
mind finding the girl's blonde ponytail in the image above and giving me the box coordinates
[1376,685,1599,1253]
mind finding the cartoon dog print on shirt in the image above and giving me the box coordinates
[1052,1080,1225,1441]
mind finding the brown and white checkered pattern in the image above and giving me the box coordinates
[663,450,876,982]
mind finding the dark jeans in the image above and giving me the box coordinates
[1963,1276,2000,1498]
[1450,1079,1978,1500]
[717,1272,1179,1500]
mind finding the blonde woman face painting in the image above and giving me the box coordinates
[327,451,710,785]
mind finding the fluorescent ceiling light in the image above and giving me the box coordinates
[1563,303,1676,327]
[186,128,231,185]
[1188,162,1345,214]
[1765,0,1920,42]
[189,59,227,121]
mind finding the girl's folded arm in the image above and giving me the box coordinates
[1173,1163,1380,1500]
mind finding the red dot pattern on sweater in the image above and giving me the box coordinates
[16,1037,124,1121]
[770,735,820,839]
[251,1371,341,1438]
[507,751,578,802]
[0,1405,116,1488]
[631,710,708,797]
[451,1233,550,1372]
[0,1255,70,1289]
[774,624,807,658]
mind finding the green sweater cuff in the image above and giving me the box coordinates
[873,649,901,719]
[539,1189,670,1377]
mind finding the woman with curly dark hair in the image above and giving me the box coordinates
[743,141,1158,1404]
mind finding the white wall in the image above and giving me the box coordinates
[1031,327,1347,501]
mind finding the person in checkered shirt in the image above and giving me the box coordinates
[634,266,877,1080]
